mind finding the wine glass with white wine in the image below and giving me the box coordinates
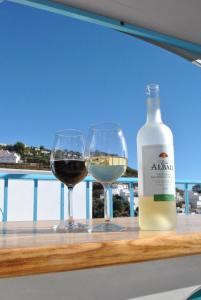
[86,123,128,232]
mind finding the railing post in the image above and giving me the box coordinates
[33,179,38,222]
[86,181,90,220]
[129,183,135,217]
[109,186,113,218]
[3,178,8,222]
[184,183,189,214]
[60,183,64,221]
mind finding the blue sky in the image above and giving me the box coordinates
[0,1,201,180]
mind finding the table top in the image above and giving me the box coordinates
[0,215,201,278]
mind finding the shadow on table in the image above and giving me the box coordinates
[0,226,54,235]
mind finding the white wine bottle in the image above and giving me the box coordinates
[137,84,176,230]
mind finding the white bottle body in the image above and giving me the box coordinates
[137,87,176,230]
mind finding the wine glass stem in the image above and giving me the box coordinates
[68,187,74,224]
[103,184,111,223]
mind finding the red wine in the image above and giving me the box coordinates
[51,159,87,187]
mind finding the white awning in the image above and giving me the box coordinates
[7,0,201,65]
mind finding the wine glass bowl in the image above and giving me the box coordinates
[87,156,127,184]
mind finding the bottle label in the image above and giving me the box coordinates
[142,144,175,201]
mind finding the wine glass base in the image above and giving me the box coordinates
[53,221,88,233]
[90,222,125,232]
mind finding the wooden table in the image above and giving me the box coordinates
[1,215,201,279]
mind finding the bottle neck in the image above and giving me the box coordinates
[146,97,162,124]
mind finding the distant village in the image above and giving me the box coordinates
[0,142,50,169]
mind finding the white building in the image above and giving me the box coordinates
[112,183,130,200]
[189,191,201,210]
[112,183,139,207]
[41,150,50,154]
[176,191,183,202]
[0,150,21,163]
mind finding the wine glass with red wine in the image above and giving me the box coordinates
[50,129,88,232]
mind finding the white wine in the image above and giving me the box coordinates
[87,156,127,183]
[137,84,176,230]
[139,196,176,230]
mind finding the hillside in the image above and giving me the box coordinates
[0,142,138,175]
[0,142,50,170]
[124,166,138,177]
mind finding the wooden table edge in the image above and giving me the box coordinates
[0,231,201,278]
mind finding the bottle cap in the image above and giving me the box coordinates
[146,83,160,97]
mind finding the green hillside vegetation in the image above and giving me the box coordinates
[0,142,50,169]
[0,142,138,176]
[124,166,138,177]
[92,182,133,218]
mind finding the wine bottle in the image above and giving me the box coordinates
[137,84,176,230]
